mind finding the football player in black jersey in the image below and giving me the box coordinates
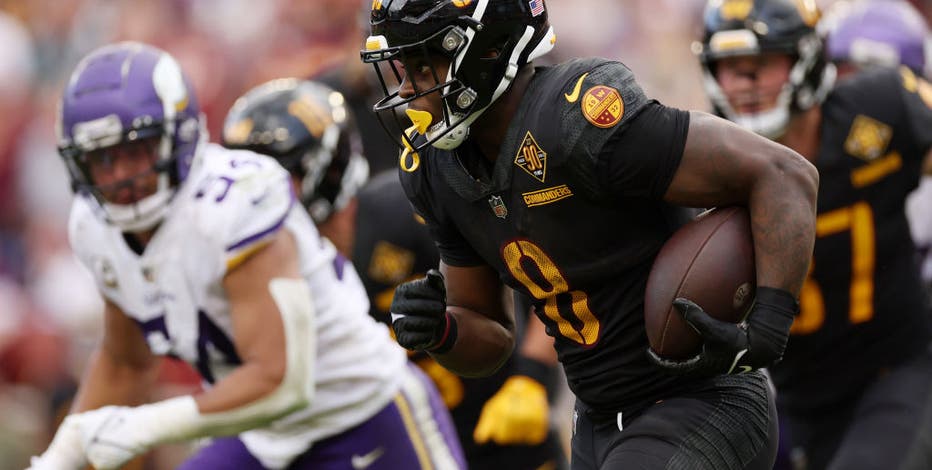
[361,1,818,469]
[699,1,932,469]
[355,170,568,470]
[222,78,568,469]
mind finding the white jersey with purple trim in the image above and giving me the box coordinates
[68,142,407,468]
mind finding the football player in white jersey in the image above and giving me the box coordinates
[28,41,465,470]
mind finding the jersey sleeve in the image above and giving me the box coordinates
[596,102,690,199]
[547,60,687,201]
[192,149,296,276]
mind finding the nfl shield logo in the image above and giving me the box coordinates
[489,195,508,219]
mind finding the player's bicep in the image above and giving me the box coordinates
[222,229,301,375]
[664,111,787,208]
[441,261,513,334]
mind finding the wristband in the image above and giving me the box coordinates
[428,311,458,354]
[746,286,798,366]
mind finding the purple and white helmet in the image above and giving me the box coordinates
[823,0,931,76]
[57,41,203,232]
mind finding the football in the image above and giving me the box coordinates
[644,206,756,360]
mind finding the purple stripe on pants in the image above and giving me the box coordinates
[177,363,465,469]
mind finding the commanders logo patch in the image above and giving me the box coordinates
[367,241,415,285]
[515,131,547,182]
[582,85,623,128]
[844,115,892,161]
[523,184,573,207]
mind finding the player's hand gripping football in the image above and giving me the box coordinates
[648,287,798,376]
[391,269,457,353]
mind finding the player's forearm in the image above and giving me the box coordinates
[193,361,301,416]
[432,306,515,378]
[70,347,160,412]
[749,150,819,295]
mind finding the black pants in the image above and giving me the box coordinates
[782,346,932,470]
[570,371,778,470]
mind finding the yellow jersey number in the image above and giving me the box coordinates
[792,201,875,334]
[502,240,601,345]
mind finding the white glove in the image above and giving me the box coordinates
[27,416,88,470]
[73,405,154,470]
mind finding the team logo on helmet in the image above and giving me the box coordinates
[793,0,820,27]
[904,67,932,110]
[223,119,254,146]
[452,0,472,7]
[371,0,382,11]
[582,86,624,128]
[515,131,547,182]
[844,115,892,162]
[720,0,753,21]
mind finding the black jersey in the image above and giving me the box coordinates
[770,67,932,412]
[400,58,695,411]
[353,170,561,466]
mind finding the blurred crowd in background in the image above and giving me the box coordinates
[0,0,929,468]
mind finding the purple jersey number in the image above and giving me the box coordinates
[134,310,241,384]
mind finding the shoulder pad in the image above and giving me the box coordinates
[520,60,649,162]
[183,145,295,273]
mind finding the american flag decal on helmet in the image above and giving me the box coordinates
[528,0,544,17]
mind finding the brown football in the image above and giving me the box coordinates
[644,206,756,360]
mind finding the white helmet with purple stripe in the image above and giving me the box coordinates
[57,41,203,232]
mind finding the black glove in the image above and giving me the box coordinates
[647,287,798,376]
[390,269,458,353]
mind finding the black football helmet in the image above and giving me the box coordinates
[361,0,556,151]
[696,0,836,138]
[222,79,369,223]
